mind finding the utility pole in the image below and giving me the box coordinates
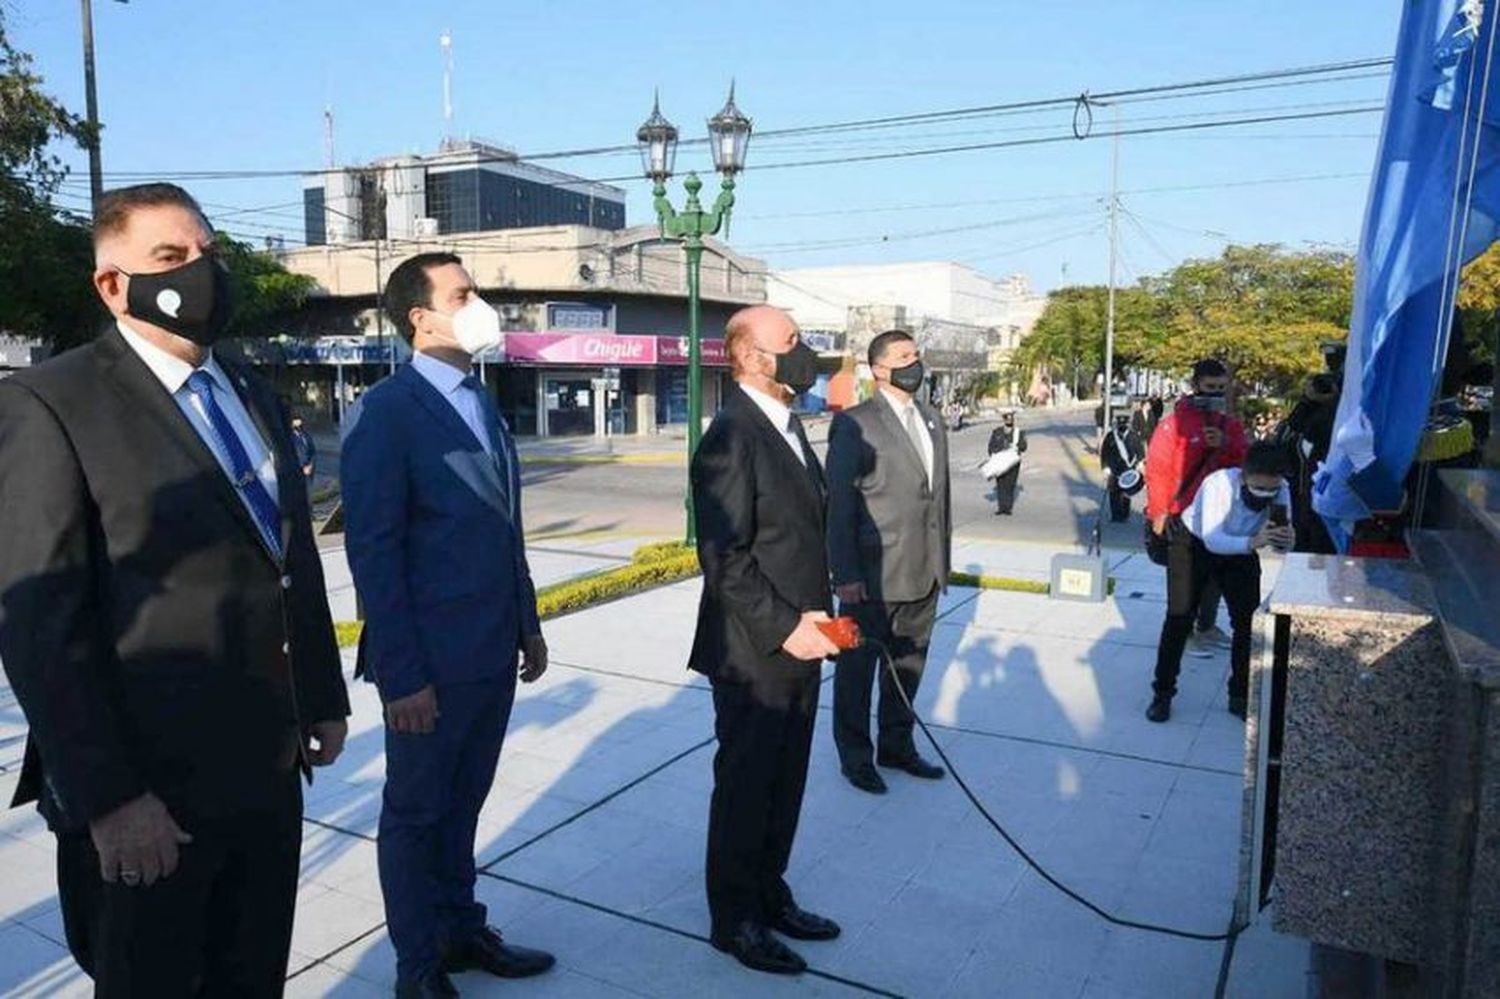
[1102,101,1121,434]
[80,0,128,216]
[81,0,103,214]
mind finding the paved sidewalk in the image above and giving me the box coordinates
[0,539,1309,997]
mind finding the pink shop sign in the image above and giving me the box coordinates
[657,337,729,366]
[503,332,657,366]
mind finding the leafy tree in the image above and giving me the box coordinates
[1,14,311,350]
[0,11,102,349]
[215,233,317,339]
[1016,245,1355,398]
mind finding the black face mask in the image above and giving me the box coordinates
[889,360,926,394]
[123,255,234,346]
[1241,485,1277,512]
[772,341,819,394]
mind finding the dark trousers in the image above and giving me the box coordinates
[1153,531,1260,701]
[1107,483,1132,522]
[1196,577,1223,631]
[706,668,820,936]
[833,586,940,768]
[56,772,302,999]
[994,465,1021,513]
[379,680,515,982]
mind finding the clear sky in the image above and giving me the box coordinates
[8,0,1402,292]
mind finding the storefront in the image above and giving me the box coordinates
[496,331,730,438]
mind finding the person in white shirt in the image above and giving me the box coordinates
[1146,441,1294,723]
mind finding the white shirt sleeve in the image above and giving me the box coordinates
[1194,471,1256,556]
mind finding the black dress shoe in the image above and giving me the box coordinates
[771,904,841,941]
[1228,695,1248,719]
[841,763,888,794]
[395,970,458,999]
[1146,696,1172,723]
[711,921,807,975]
[443,926,556,979]
[877,752,946,780]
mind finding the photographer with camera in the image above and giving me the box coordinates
[1146,441,1293,724]
[1144,359,1249,656]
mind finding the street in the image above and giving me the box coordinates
[507,405,1139,551]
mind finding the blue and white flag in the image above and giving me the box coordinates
[1315,0,1500,549]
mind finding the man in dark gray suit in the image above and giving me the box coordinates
[825,330,952,794]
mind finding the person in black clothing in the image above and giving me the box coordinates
[1282,372,1340,553]
[1101,413,1145,522]
[0,184,349,998]
[987,410,1027,515]
[689,305,843,977]
[291,416,316,479]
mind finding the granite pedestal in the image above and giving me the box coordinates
[1240,470,1500,998]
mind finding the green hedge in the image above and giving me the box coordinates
[333,543,1118,647]
[335,540,701,647]
[948,571,1051,594]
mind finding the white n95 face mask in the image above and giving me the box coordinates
[448,298,502,354]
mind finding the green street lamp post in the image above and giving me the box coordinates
[637,86,752,544]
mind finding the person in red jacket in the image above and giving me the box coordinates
[1145,360,1248,527]
[1144,359,1249,658]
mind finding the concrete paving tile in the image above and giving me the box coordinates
[282,961,387,998]
[0,835,61,925]
[817,881,994,996]
[290,886,388,965]
[1115,852,1238,933]
[299,824,384,904]
[1084,925,1225,998]
[0,923,89,997]
[1224,908,1312,999]
[945,948,1089,999]
[981,872,1115,980]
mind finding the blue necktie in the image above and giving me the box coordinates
[185,371,283,560]
[463,376,512,513]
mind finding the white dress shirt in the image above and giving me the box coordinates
[740,384,806,467]
[117,321,279,507]
[411,351,493,455]
[879,387,934,486]
[1185,467,1293,555]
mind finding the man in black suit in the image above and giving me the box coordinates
[987,410,1027,515]
[826,330,951,795]
[0,183,350,998]
[689,305,843,977]
[1102,412,1146,522]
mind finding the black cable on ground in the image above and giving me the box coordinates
[867,636,1250,945]
[477,733,716,871]
[478,871,905,998]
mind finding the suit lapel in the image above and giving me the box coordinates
[95,329,280,566]
[398,365,509,510]
[871,393,930,490]
[727,386,822,507]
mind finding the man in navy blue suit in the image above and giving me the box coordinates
[341,253,555,999]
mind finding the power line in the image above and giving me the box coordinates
[81,57,1393,185]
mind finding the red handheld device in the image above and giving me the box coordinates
[817,616,863,651]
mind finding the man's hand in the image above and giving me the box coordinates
[386,685,439,735]
[835,582,867,607]
[304,720,348,766]
[89,793,193,888]
[520,633,549,684]
[1253,526,1295,552]
[783,611,842,662]
[1151,514,1168,536]
[1203,426,1225,449]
